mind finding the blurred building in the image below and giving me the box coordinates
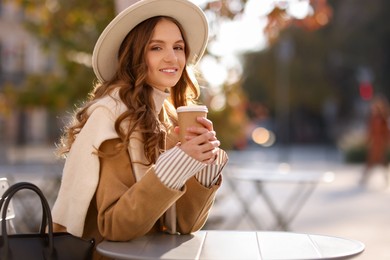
[0,2,53,147]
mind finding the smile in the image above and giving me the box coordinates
[160,68,178,73]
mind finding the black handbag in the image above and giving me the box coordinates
[0,182,95,260]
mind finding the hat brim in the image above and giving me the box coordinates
[92,0,208,82]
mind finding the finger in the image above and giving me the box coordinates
[196,117,214,131]
[186,126,208,135]
[202,142,220,156]
[198,139,220,151]
[191,147,218,163]
[195,142,220,163]
[185,126,216,138]
[201,148,219,164]
[185,131,217,143]
[180,140,219,163]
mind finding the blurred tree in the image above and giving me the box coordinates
[203,0,332,41]
[203,0,333,146]
[244,28,334,111]
[5,0,115,111]
[240,0,390,145]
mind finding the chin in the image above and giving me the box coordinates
[164,81,180,88]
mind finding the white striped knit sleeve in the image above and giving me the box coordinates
[155,146,206,190]
[194,149,228,187]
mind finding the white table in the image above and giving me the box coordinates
[226,166,335,230]
[97,230,365,260]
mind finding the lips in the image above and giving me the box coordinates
[160,68,178,73]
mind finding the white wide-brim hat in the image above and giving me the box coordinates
[92,0,209,82]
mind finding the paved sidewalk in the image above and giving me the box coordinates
[292,164,390,260]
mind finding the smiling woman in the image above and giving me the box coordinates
[50,0,228,259]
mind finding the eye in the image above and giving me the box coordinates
[150,46,162,51]
[174,45,185,51]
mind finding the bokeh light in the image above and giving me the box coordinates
[251,127,276,147]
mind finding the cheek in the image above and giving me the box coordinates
[146,60,159,79]
[145,54,154,68]
[144,58,154,81]
[179,55,186,69]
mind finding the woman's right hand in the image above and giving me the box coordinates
[177,117,221,164]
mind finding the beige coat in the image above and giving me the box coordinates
[84,138,220,259]
[52,90,222,259]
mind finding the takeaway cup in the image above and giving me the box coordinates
[177,105,208,143]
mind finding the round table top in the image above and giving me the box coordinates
[97,230,365,260]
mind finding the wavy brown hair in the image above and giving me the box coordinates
[57,16,200,164]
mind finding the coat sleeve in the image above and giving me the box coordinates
[96,139,222,240]
[96,138,184,241]
[175,176,221,234]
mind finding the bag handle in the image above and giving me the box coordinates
[0,182,55,259]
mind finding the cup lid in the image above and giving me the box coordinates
[177,105,208,113]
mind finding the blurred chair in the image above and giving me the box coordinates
[0,177,16,233]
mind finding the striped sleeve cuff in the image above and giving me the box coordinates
[155,146,206,190]
[195,149,229,187]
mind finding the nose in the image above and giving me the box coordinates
[164,48,178,62]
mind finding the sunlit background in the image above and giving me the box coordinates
[1,0,387,154]
[0,1,389,259]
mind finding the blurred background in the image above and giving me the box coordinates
[0,0,389,259]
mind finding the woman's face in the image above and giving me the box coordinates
[145,19,186,92]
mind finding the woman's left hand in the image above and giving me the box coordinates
[175,117,220,164]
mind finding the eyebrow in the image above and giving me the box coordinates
[149,39,185,45]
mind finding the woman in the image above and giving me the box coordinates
[51,0,228,259]
[360,95,390,186]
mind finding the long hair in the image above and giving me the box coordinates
[57,16,200,164]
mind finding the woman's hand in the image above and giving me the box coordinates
[176,117,220,164]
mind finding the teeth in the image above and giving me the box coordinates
[161,69,176,73]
